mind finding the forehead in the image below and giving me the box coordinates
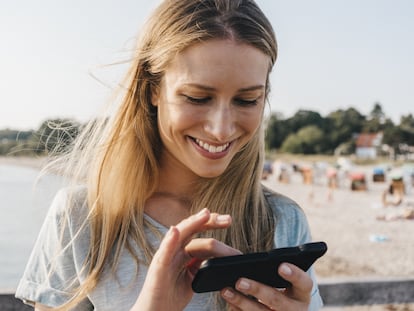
[163,39,270,90]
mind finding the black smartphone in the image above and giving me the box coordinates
[192,241,327,293]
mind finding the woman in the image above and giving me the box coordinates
[16,0,323,310]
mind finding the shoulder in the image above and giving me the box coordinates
[262,186,312,247]
[46,185,89,230]
[263,186,305,223]
[46,185,91,258]
[53,185,88,207]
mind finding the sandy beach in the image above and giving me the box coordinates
[262,161,414,311]
[262,167,414,280]
[2,156,413,310]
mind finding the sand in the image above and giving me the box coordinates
[262,164,414,311]
[262,168,414,280]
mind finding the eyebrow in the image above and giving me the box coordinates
[182,83,265,92]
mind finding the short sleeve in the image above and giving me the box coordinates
[15,188,93,309]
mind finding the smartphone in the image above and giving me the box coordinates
[192,241,327,293]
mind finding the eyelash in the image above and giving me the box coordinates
[184,96,259,106]
[184,96,211,104]
[235,99,258,106]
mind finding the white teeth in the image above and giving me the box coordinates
[195,138,229,153]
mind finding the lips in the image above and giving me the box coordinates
[193,138,231,154]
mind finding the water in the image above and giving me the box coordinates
[0,164,64,292]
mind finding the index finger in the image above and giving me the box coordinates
[175,209,232,244]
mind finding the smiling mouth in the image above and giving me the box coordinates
[193,138,231,154]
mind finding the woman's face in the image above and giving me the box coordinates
[153,39,270,179]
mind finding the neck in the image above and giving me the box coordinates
[151,191,192,207]
[156,150,201,200]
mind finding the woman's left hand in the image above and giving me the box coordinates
[220,262,313,310]
[131,208,241,311]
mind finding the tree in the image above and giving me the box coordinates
[363,102,388,133]
[31,119,81,154]
[0,129,33,141]
[280,125,324,154]
[325,107,365,152]
[370,102,385,120]
[264,113,290,150]
[280,133,303,154]
[286,110,325,133]
[399,114,414,145]
[0,129,35,156]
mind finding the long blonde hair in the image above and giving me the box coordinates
[50,0,278,308]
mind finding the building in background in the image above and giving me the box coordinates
[355,132,383,159]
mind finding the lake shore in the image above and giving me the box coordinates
[0,156,47,169]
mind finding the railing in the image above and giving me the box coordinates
[0,294,32,310]
[319,277,414,306]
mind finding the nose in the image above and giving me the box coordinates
[204,102,236,142]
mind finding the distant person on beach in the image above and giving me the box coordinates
[16,0,323,310]
[382,177,405,207]
[326,167,338,202]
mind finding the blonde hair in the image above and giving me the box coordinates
[49,0,278,309]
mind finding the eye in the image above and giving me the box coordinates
[234,98,259,106]
[184,95,211,105]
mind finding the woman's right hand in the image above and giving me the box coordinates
[220,263,313,310]
[130,208,241,311]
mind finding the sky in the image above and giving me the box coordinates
[1,0,413,130]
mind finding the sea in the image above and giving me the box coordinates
[0,163,64,292]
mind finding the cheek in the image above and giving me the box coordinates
[241,109,263,134]
[158,104,198,136]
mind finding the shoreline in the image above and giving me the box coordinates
[0,156,47,169]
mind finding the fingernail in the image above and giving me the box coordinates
[215,215,231,224]
[167,226,175,236]
[196,208,208,218]
[222,289,235,299]
[280,263,292,276]
[237,279,251,290]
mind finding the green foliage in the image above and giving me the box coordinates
[0,119,81,156]
[33,119,81,154]
[0,129,37,156]
[280,125,324,154]
[326,107,365,147]
[287,110,325,133]
[399,114,414,145]
[265,113,289,150]
[266,102,414,155]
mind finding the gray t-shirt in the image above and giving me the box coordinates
[16,186,323,310]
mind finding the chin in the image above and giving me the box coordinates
[196,168,227,179]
